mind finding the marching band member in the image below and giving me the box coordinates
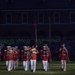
[40,46,52,71]
[59,44,69,71]
[30,45,39,72]
[14,46,20,69]
[4,46,14,71]
[13,47,19,70]
[21,46,30,71]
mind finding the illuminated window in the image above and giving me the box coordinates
[54,12,60,23]
[6,13,12,24]
[70,12,75,23]
[22,13,28,24]
[38,13,44,24]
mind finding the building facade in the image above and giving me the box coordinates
[0,0,75,60]
[0,0,75,38]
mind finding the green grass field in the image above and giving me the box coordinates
[0,61,75,75]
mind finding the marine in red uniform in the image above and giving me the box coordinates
[21,46,30,71]
[40,46,52,71]
[4,46,14,71]
[30,45,39,72]
[13,47,19,70]
[14,46,20,69]
[59,44,69,71]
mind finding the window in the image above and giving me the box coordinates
[6,0,13,3]
[6,13,12,24]
[54,12,60,23]
[22,13,28,24]
[70,12,75,23]
[38,13,44,24]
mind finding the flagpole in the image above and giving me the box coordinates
[34,16,37,46]
[35,26,37,46]
[49,17,51,48]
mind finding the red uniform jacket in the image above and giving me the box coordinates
[21,50,30,61]
[30,48,39,60]
[13,50,19,61]
[4,50,14,61]
[59,48,68,60]
[40,49,51,61]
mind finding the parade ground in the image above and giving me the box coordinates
[0,61,75,75]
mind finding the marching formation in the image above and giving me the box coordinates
[4,46,19,71]
[0,44,70,72]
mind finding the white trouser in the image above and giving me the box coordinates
[61,60,66,71]
[16,59,19,69]
[28,60,31,70]
[6,61,8,69]
[42,60,48,71]
[30,59,36,72]
[23,61,29,71]
[27,60,30,70]
[6,60,12,71]
[13,60,18,70]
[11,60,13,70]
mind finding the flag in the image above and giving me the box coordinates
[34,16,37,46]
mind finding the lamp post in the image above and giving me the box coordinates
[49,17,51,48]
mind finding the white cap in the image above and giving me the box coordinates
[23,46,27,48]
[62,44,65,47]
[12,47,16,50]
[7,46,11,48]
[43,46,46,48]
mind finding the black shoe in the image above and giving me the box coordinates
[31,70,33,72]
[61,68,63,71]
[43,69,45,71]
